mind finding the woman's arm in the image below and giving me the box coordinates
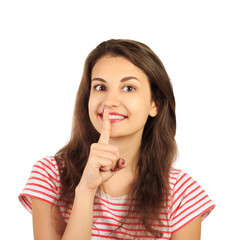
[170,216,201,240]
[31,198,66,240]
[31,186,96,240]
[61,186,96,240]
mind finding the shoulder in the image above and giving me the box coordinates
[36,155,59,169]
[169,167,206,191]
[169,167,206,206]
[33,155,62,178]
[169,168,193,185]
[169,168,182,181]
[168,168,183,190]
[168,167,215,233]
[29,155,63,190]
[19,156,64,212]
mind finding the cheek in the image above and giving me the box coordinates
[88,96,97,121]
[88,94,99,111]
[88,100,98,132]
[127,97,150,117]
[141,89,154,114]
[88,97,92,116]
[88,95,103,128]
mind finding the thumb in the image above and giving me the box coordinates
[100,158,126,183]
[112,158,126,172]
[116,158,126,170]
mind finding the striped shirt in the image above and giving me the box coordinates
[19,156,215,239]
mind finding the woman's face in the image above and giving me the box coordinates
[88,55,157,140]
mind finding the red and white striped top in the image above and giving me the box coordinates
[19,156,215,239]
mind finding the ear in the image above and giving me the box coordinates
[149,100,159,117]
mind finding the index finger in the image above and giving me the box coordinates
[98,108,111,144]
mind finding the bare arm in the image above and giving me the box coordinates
[170,216,201,240]
[31,198,66,240]
[61,186,96,240]
[31,187,96,240]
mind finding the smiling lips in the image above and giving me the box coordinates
[98,112,128,123]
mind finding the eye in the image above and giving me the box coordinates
[94,84,106,91]
[122,85,135,92]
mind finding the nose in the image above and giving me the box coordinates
[103,90,120,108]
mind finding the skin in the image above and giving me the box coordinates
[89,55,158,142]
[31,56,201,239]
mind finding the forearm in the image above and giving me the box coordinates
[62,185,96,240]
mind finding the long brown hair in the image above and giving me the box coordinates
[55,39,177,237]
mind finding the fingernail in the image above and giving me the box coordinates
[113,167,118,172]
[121,159,125,165]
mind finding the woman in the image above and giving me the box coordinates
[19,39,215,239]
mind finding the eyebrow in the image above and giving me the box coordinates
[91,76,139,83]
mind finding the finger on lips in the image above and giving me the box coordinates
[96,107,125,173]
[98,108,111,144]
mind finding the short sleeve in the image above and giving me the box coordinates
[18,156,61,214]
[169,170,215,233]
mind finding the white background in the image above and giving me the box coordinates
[1,0,242,239]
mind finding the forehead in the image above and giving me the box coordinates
[91,55,148,81]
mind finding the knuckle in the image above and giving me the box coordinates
[109,159,113,165]
[106,159,113,168]
[112,153,118,161]
[90,143,97,150]
[110,146,119,155]
[113,146,119,152]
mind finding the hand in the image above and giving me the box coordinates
[78,108,126,192]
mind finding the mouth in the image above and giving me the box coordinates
[98,112,128,122]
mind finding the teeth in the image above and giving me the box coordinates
[109,115,125,119]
